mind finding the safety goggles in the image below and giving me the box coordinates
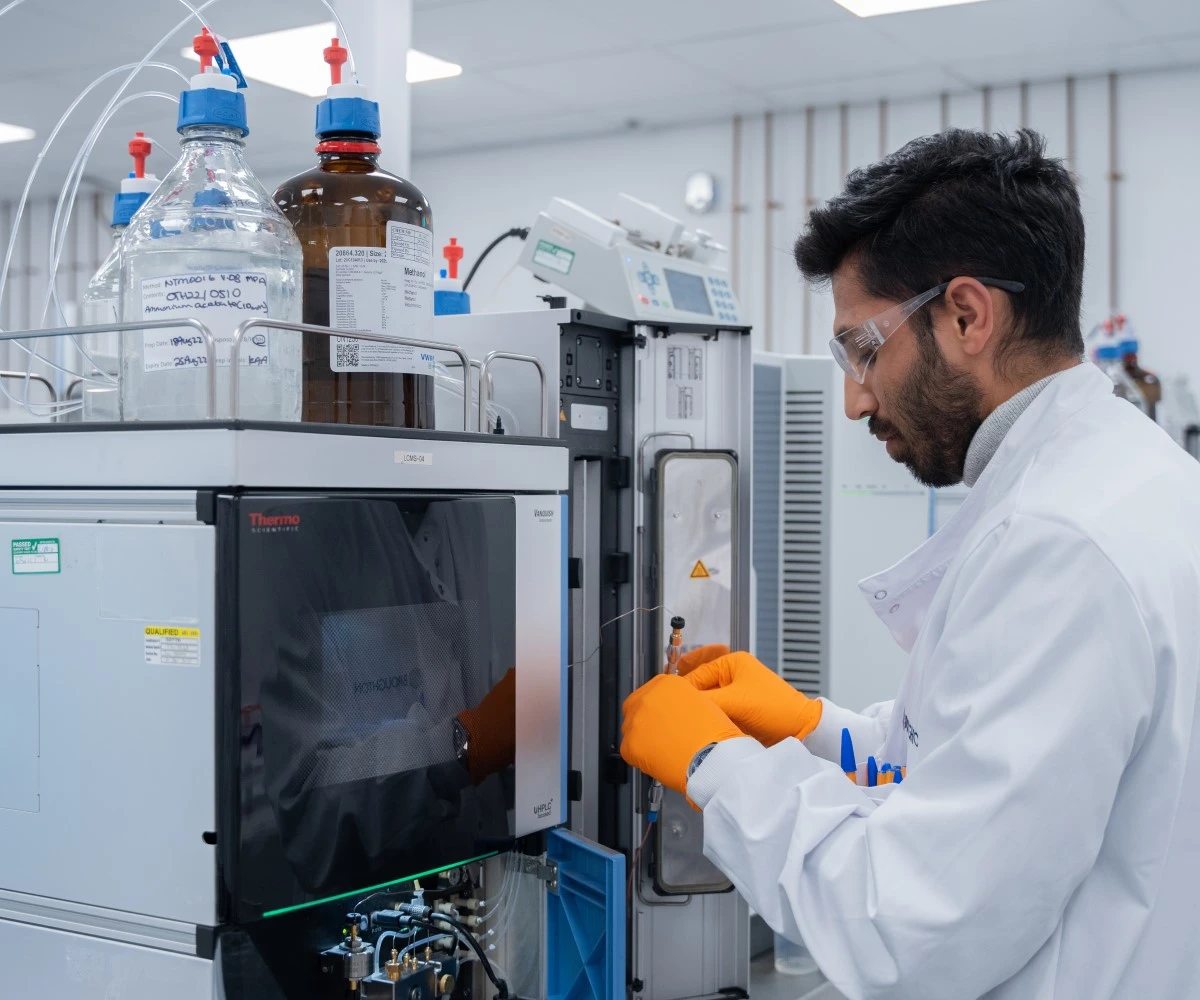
[829,277,1026,383]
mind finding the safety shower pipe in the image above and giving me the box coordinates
[763,110,775,351]
[1108,72,1120,313]
[731,114,743,297]
[802,106,815,354]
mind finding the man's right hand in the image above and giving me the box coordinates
[680,649,823,746]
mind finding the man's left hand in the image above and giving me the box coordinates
[620,674,745,796]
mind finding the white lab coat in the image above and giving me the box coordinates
[687,363,1200,1000]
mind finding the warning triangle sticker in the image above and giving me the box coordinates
[690,560,711,579]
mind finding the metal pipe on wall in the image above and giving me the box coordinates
[1019,81,1030,129]
[802,106,815,354]
[1108,72,1120,313]
[982,85,992,133]
[1065,76,1077,177]
[878,98,888,156]
[940,92,950,131]
[732,114,743,297]
[763,111,775,350]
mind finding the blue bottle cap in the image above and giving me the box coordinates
[1118,338,1139,354]
[315,96,381,139]
[1096,344,1120,361]
[193,187,233,208]
[178,86,249,136]
[112,188,150,226]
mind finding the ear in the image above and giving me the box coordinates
[935,277,996,362]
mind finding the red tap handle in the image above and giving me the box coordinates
[324,37,348,86]
[128,132,151,179]
[443,238,464,280]
[193,27,220,73]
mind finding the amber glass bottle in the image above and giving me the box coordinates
[273,39,435,427]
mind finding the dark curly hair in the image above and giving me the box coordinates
[794,128,1085,366]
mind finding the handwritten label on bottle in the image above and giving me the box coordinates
[140,271,270,372]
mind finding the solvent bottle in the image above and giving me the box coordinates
[119,28,302,421]
[79,132,159,420]
[272,37,435,427]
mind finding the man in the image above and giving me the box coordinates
[620,130,1200,999]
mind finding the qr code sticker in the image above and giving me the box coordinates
[336,340,360,368]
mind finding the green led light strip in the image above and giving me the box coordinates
[261,851,499,919]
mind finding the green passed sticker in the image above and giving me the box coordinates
[12,538,60,575]
[531,239,575,275]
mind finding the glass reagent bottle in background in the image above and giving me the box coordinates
[119,28,302,421]
[273,37,436,428]
[80,131,159,421]
[1095,343,1148,414]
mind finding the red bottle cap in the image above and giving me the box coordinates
[128,131,151,178]
[193,27,220,72]
[324,37,348,86]
[443,238,464,280]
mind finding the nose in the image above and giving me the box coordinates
[843,372,877,421]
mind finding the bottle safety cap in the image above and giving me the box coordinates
[178,29,249,136]
[112,133,159,226]
[1118,338,1139,354]
[314,37,381,139]
[442,237,464,280]
[1096,344,1120,360]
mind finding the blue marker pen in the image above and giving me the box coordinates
[893,767,903,784]
[841,728,857,783]
[867,756,878,787]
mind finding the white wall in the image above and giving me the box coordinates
[413,64,1200,390]
[4,63,1199,410]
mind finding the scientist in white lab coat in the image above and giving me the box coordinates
[620,128,1200,1000]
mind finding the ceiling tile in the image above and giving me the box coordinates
[1112,0,1200,37]
[417,110,627,157]
[490,49,739,110]
[412,72,573,131]
[663,20,916,92]
[869,0,1146,63]
[413,0,634,72]
[943,42,1172,87]
[764,69,967,111]
[575,0,851,40]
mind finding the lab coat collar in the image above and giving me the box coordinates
[858,362,1109,651]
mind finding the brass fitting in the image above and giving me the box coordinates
[438,973,456,996]
[385,948,402,982]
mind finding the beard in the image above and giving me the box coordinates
[868,330,984,488]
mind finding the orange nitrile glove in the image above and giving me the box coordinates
[456,667,515,784]
[675,643,731,673]
[680,650,823,746]
[620,674,745,796]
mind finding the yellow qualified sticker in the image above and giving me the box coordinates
[144,625,201,666]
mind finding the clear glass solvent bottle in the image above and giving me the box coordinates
[273,37,436,428]
[80,131,159,421]
[119,29,302,421]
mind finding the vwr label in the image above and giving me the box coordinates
[140,271,270,372]
[144,626,201,667]
[329,222,435,375]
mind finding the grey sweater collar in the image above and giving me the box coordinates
[962,372,1062,487]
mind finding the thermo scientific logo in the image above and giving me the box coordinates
[248,512,301,534]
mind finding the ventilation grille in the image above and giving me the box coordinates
[751,365,782,672]
[779,386,829,697]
